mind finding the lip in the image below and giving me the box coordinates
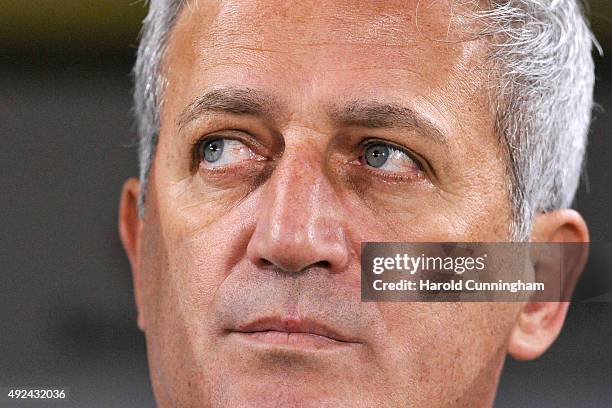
[228,316,362,350]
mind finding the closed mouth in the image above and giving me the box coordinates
[228,316,362,349]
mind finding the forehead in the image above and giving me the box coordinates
[164,0,488,103]
[193,0,463,44]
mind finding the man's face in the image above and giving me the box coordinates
[136,1,520,406]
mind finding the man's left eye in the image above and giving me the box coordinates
[358,142,420,173]
[195,138,263,168]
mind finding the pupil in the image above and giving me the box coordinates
[365,144,389,168]
[204,139,224,163]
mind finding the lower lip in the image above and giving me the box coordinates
[230,330,356,350]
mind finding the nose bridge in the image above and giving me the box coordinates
[247,146,350,273]
[270,150,324,236]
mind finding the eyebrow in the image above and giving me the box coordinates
[330,100,448,144]
[177,87,281,130]
[177,87,448,144]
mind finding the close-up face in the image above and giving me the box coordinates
[122,0,553,406]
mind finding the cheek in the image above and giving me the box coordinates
[138,189,248,405]
[142,182,262,337]
[372,302,518,405]
[338,190,511,244]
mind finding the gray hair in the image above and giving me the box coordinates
[133,0,598,240]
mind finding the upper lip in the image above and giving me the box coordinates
[231,316,362,344]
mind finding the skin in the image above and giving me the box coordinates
[119,1,589,407]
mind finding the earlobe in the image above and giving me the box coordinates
[508,209,589,360]
[119,178,146,331]
[508,301,570,360]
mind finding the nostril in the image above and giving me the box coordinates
[253,257,332,274]
[313,260,332,269]
[256,257,274,268]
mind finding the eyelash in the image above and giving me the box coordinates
[359,139,424,170]
[191,138,206,171]
[191,134,260,171]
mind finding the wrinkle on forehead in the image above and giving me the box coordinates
[178,0,482,50]
[162,0,493,144]
[164,0,490,90]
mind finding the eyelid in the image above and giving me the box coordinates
[197,128,271,152]
[191,131,269,171]
[361,138,423,170]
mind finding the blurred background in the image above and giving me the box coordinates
[0,1,610,406]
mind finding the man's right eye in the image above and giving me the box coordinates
[194,138,264,169]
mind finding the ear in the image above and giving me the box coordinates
[508,209,589,361]
[119,178,146,331]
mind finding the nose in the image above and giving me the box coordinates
[246,149,350,274]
